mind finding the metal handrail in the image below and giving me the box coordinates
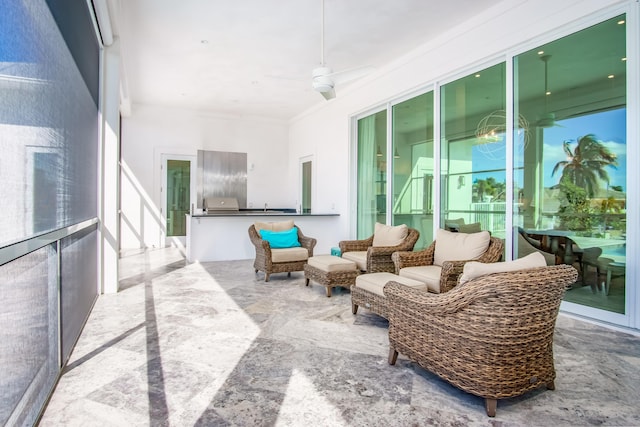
[0,218,98,266]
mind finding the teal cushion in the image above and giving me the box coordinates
[259,227,301,249]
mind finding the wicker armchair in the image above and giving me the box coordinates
[516,228,556,266]
[339,227,420,273]
[386,264,578,417]
[392,234,504,293]
[248,224,316,282]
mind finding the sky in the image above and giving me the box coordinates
[472,108,627,191]
[0,2,38,63]
[542,108,626,189]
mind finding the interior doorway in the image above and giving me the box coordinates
[300,156,313,214]
[161,154,196,245]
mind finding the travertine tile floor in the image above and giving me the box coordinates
[40,247,640,426]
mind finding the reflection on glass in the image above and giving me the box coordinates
[0,246,58,426]
[302,161,312,213]
[440,62,507,240]
[166,160,191,236]
[514,15,626,314]
[356,110,387,238]
[61,227,98,362]
[392,92,434,249]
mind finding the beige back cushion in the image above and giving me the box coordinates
[458,252,547,284]
[254,220,295,233]
[433,229,491,266]
[444,217,465,230]
[372,223,408,247]
[457,222,482,233]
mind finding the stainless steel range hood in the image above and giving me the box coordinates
[197,150,247,209]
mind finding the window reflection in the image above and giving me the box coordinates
[514,15,627,314]
[356,110,387,238]
[392,92,434,249]
[441,63,507,240]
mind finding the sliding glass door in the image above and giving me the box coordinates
[356,110,387,238]
[514,15,627,315]
[352,10,632,328]
[392,92,434,249]
[440,63,507,241]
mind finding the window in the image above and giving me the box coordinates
[514,15,627,314]
[440,63,507,240]
[356,110,387,238]
[0,0,100,424]
[392,92,435,248]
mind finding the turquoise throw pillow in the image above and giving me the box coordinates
[259,227,301,249]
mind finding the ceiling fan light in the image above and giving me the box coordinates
[312,80,334,93]
[312,74,334,93]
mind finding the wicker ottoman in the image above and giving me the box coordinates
[304,255,360,297]
[352,272,426,319]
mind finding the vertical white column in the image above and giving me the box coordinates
[100,39,121,294]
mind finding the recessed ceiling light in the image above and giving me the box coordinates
[608,75,615,79]
[538,50,544,55]
[618,20,625,25]
[546,91,551,96]
[475,74,480,78]
[622,57,627,61]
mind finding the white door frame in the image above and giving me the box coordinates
[161,153,197,248]
[299,155,314,214]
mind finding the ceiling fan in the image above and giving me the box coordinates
[536,54,559,128]
[312,0,373,100]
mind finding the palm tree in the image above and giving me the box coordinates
[551,134,617,197]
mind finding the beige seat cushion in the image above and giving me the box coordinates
[372,222,408,247]
[271,247,309,263]
[355,272,427,297]
[255,220,295,233]
[307,255,357,272]
[459,252,547,284]
[398,265,443,293]
[433,229,490,266]
[342,251,368,271]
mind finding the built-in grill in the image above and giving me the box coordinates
[203,197,240,213]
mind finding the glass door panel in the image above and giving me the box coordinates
[392,92,434,249]
[514,15,627,314]
[356,110,387,238]
[302,160,312,213]
[166,160,191,237]
[440,63,507,241]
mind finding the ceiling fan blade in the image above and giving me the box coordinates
[320,88,336,100]
[328,65,374,84]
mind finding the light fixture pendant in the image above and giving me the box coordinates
[537,54,557,128]
[541,54,552,96]
[394,148,400,159]
[376,145,383,157]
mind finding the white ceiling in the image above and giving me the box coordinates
[106,0,504,121]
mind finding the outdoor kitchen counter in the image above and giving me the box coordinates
[186,212,340,262]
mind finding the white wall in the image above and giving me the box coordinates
[289,0,628,241]
[120,105,291,250]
